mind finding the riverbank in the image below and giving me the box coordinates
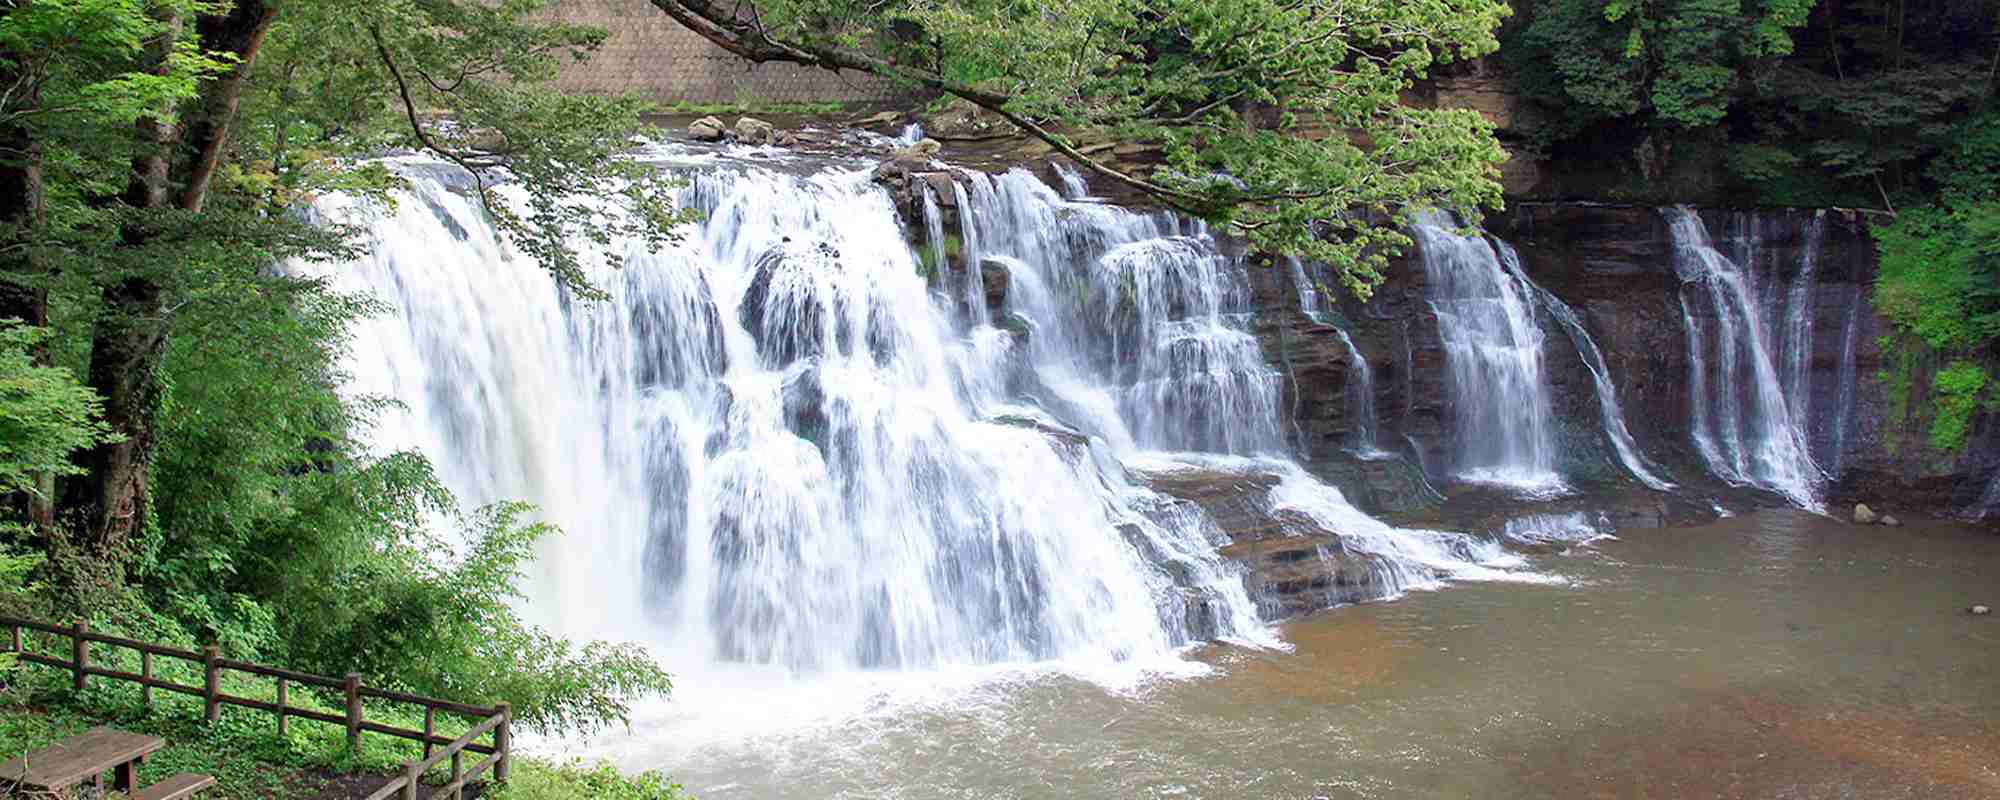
[0,684,687,799]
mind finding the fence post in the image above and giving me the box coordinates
[70,620,88,692]
[399,760,420,800]
[422,706,435,760]
[141,651,153,708]
[8,622,19,655]
[449,749,463,800]
[202,645,222,722]
[344,673,363,751]
[494,702,512,783]
[276,677,288,737]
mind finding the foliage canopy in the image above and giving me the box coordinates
[650,0,1513,296]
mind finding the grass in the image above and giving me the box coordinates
[0,654,688,799]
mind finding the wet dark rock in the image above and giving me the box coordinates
[872,162,959,236]
[782,364,830,448]
[1130,461,1393,621]
[739,242,845,364]
[990,413,1091,454]
[980,257,1012,311]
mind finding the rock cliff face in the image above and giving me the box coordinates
[1246,202,2000,519]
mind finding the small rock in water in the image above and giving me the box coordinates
[1879,514,1902,527]
[1853,503,1877,525]
[688,116,727,142]
[1973,605,1992,616]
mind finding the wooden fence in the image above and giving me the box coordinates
[1,616,510,800]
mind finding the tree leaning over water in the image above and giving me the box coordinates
[647,0,1513,297]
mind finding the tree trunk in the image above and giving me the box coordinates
[58,0,278,564]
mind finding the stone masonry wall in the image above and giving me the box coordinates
[545,0,903,106]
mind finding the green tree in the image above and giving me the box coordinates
[0,322,112,532]
[0,0,681,733]
[649,0,1512,296]
[1514,0,1812,129]
[0,0,674,583]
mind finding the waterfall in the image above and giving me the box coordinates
[1970,470,2000,520]
[1495,246,1673,490]
[1412,210,1563,494]
[1051,162,1092,201]
[1286,256,1323,318]
[919,185,948,280]
[1286,257,1384,457]
[1828,288,1864,474]
[294,149,1538,682]
[950,179,989,325]
[1780,213,1825,424]
[1666,207,1823,510]
[1328,327,1387,458]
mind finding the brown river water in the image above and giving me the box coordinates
[593,510,2000,799]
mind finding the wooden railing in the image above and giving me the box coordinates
[2,615,510,800]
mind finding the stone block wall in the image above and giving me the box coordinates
[544,0,903,106]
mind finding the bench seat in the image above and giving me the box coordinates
[130,772,216,800]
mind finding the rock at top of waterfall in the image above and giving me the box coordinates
[1973,605,1993,615]
[1853,503,1877,524]
[734,117,777,145]
[689,116,727,141]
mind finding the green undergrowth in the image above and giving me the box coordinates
[0,660,687,799]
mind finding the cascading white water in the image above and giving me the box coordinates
[1494,246,1674,490]
[1412,210,1564,493]
[1327,327,1387,458]
[1050,162,1092,201]
[1970,470,2000,520]
[1829,288,1865,474]
[295,148,1539,691]
[1497,512,1615,548]
[1667,207,1823,510]
[1780,213,1825,425]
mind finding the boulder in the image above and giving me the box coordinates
[1973,605,1992,616]
[856,110,902,128]
[734,117,776,145]
[1879,514,1902,527]
[1853,503,1877,525]
[894,138,942,159]
[688,116,727,142]
[739,242,845,364]
[919,97,1007,139]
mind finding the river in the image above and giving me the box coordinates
[586,510,1998,799]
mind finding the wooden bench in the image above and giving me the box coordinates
[130,772,217,800]
[0,726,164,797]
